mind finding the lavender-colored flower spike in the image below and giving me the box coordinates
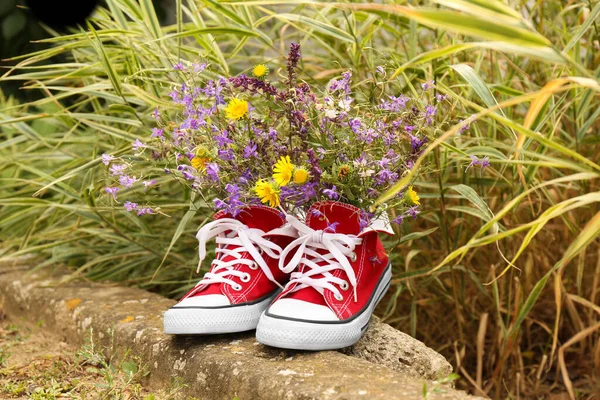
[136,207,154,216]
[105,186,119,200]
[132,139,146,151]
[124,201,138,212]
[286,43,301,87]
[109,164,126,176]
[119,175,137,188]
[101,154,115,165]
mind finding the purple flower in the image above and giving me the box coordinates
[425,105,437,117]
[310,208,324,218]
[136,207,154,216]
[105,186,119,200]
[380,95,410,112]
[225,183,240,195]
[359,211,372,231]
[459,118,472,133]
[349,118,362,133]
[151,128,164,138]
[124,201,138,212]
[481,157,490,169]
[286,42,302,86]
[422,80,435,90]
[409,134,427,152]
[238,169,253,185]
[206,163,220,182]
[119,175,137,188]
[369,255,382,264]
[376,66,385,75]
[143,180,156,189]
[243,141,258,158]
[329,71,352,95]
[468,155,491,170]
[109,164,126,176]
[405,124,415,133]
[406,206,420,219]
[101,154,115,165]
[173,62,184,71]
[214,130,233,148]
[218,148,235,162]
[378,157,391,169]
[214,198,227,211]
[392,214,404,225]
[324,221,340,233]
[322,185,340,200]
[193,62,207,73]
[268,128,278,140]
[376,169,398,185]
[436,94,447,102]
[132,139,145,151]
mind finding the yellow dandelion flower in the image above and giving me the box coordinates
[191,157,209,171]
[252,64,269,78]
[254,180,280,208]
[273,155,295,187]
[405,186,421,206]
[225,98,249,121]
[293,167,309,184]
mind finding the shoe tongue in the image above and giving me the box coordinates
[215,205,284,232]
[306,201,362,235]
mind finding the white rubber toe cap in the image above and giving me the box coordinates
[268,298,339,321]
[175,294,230,307]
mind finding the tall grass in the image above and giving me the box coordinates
[1,0,599,398]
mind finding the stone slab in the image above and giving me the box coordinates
[0,262,483,399]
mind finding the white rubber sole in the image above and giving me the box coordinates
[164,292,277,335]
[255,265,392,350]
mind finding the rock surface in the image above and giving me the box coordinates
[345,316,453,380]
[0,261,483,399]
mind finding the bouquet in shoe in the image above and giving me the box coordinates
[103,44,457,348]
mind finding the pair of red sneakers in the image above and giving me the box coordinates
[163,201,393,350]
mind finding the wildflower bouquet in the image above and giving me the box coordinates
[106,44,468,349]
[103,43,456,227]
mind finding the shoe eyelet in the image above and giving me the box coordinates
[232,284,243,291]
[240,273,251,283]
[249,262,259,270]
[340,281,349,291]
[334,293,343,301]
[350,252,357,262]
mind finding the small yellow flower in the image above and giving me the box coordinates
[225,98,249,121]
[191,157,209,171]
[273,155,295,187]
[405,186,421,206]
[293,167,309,184]
[254,180,280,208]
[252,64,269,78]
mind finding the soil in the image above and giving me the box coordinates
[0,309,182,400]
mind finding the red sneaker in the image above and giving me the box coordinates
[164,205,297,334]
[256,201,393,350]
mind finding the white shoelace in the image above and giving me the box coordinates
[194,218,285,291]
[279,215,362,302]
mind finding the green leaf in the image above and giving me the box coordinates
[399,227,438,244]
[121,361,138,377]
[450,64,499,110]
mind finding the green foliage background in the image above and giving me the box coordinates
[1,0,599,398]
